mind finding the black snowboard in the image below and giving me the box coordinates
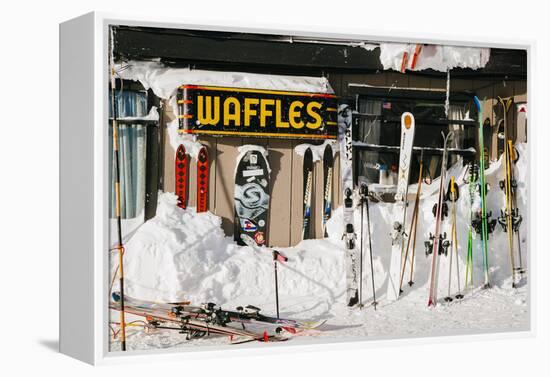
[234,149,271,246]
[302,148,314,240]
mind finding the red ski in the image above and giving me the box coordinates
[175,145,188,209]
[197,146,209,213]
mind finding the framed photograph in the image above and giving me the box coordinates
[60,12,531,365]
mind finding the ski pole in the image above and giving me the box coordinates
[111,76,126,351]
[445,177,456,302]
[109,33,127,351]
[364,185,377,310]
[359,184,366,309]
[273,251,280,319]
[272,250,288,319]
[401,152,423,289]
[454,216,463,299]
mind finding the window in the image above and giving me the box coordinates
[109,89,149,219]
[351,87,477,186]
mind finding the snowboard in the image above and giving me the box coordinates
[234,147,271,246]
[175,144,188,209]
[197,146,209,213]
[322,144,334,237]
[302,147,314,240]
[427,131,453,307]
[338,104,359,307]
[386,112,416,302]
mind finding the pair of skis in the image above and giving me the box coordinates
[387,113,417,302]
[339,105,360,307]
[427,96,497,306]
[302,145,334,240]
[398,151,426,294]
[175,145,209,212]
[110,293,322,345]
[496,97,524,287]
[339,105,378,308]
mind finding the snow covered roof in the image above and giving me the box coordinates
[378,43,491,73]
[115,60,334,100]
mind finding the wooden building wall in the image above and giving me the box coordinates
[162,72,526,248]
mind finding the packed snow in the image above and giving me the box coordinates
[109,144,528,351]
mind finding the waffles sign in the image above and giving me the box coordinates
[177,85,338,140]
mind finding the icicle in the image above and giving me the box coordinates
[445,69,450,118]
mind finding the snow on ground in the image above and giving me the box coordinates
[109,144,529,352]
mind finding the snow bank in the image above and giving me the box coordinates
[379,43,490,72]
[115,61,334,100]
[113,143,527,318]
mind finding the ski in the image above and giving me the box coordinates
[496,96,523,287]
[427,131,453,307]
[474,96,492,289]
[234,146,271,246]
[111,293,324,331]
[175,144,189,209]
[387,112,416,302]
[444,176,463,302]
[322,144,334,237]
[339,104,359,307]
[302,147,314,240]
[196,146,209,213]
[109,296,287,343]
[464,162,478,291]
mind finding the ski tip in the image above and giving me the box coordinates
[402,112,414,129]
[473,96,481,112]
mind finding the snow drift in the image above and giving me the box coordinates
[112,144,528,321]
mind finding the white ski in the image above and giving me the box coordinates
[339,104,359,307]
[386,112,416,302]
